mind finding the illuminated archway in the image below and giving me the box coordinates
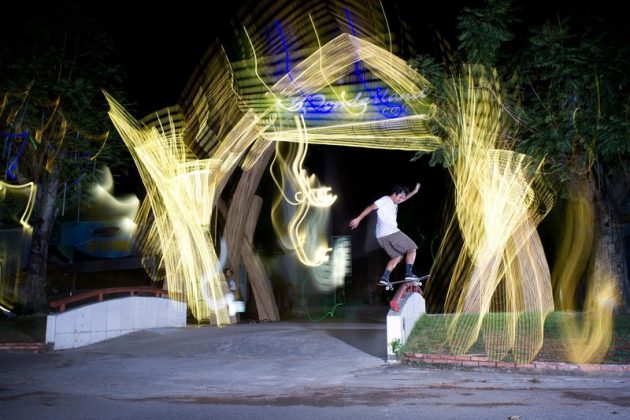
[105,1,616,364]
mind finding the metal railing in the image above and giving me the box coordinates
[49,286,168,312]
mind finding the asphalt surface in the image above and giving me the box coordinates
[1,321,629,419]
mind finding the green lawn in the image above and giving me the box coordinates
[404,311,630,364]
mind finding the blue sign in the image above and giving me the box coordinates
[59,221,134,258]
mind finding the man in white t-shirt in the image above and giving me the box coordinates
[349,183,421,285]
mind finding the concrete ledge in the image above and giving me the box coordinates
[386,292,425,360]
[46,296,187,350]
[404,352,630,375]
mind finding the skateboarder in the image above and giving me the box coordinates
[349,183,422,285]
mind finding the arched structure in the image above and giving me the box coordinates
[106,0,564,363]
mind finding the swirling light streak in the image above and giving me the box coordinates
[88,166,140,228]
[106,96,264,323]
[270,116,335,267]
[437,70,556,363]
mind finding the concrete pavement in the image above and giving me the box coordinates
[1,321,629,419]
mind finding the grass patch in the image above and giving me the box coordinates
[404,311,630,364]
[0,315,46,342]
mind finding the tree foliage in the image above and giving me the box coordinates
[516,17,630,198]
[456,0,517,68]
[0,3,130,187]
[412,0,629,198]
[410,0,630,305]
[0,3,132,312]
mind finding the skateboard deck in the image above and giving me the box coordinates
[379,274,429,291]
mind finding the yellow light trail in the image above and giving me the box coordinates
[87,166,140,229]
[437,69,556,363]
[0,181,37,311]
[0,181,37,231]
[270,116,336,267]
[551,179,619,363]
[106,96,268,323]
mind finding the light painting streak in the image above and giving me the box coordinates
[270,116,336,267]
[88,166,140,229]
[436,69,556,363]
[106,95,268,323]
[0,181,37,311]
[0,181,37,231]
[551,180,619,363]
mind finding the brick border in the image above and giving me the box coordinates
[403,352,630,374]
[0,342,46,352]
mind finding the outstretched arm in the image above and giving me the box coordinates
[349,203,378,229]
[400,183,421,203]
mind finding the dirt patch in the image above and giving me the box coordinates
[114,386,441,407]
[563,391,630,407]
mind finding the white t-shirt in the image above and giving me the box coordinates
[374,195,399,238]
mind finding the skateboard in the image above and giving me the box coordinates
[379,275,429,291]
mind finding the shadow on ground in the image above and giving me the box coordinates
[323,327,387,358]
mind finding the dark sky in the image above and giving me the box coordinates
[9,0,619,116]
[100,0,622,116]
[7,0,622,116]
[101,1,242,116]
[94,0,483,116]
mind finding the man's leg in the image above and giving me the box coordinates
[379,256,402,285]
[405,248,421,280]
[405,248,416,265]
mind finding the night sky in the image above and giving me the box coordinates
[104,0,474,116]
[9,0,621,116]
[96,0,622,116]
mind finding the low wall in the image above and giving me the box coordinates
[386,292,425,360]
[46,296,187,350]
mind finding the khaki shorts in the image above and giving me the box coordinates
[377,231,417,258]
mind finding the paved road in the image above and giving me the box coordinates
[1,321,629,419]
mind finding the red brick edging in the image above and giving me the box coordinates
[403,352,630,374]
[0,342,46,352]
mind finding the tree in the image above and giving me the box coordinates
[411,0,630,307]
[0,4,131,313]
[515,14,630,306]
[456,0,517,68]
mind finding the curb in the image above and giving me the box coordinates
[0,342,47,353]
[403,352,630,375]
